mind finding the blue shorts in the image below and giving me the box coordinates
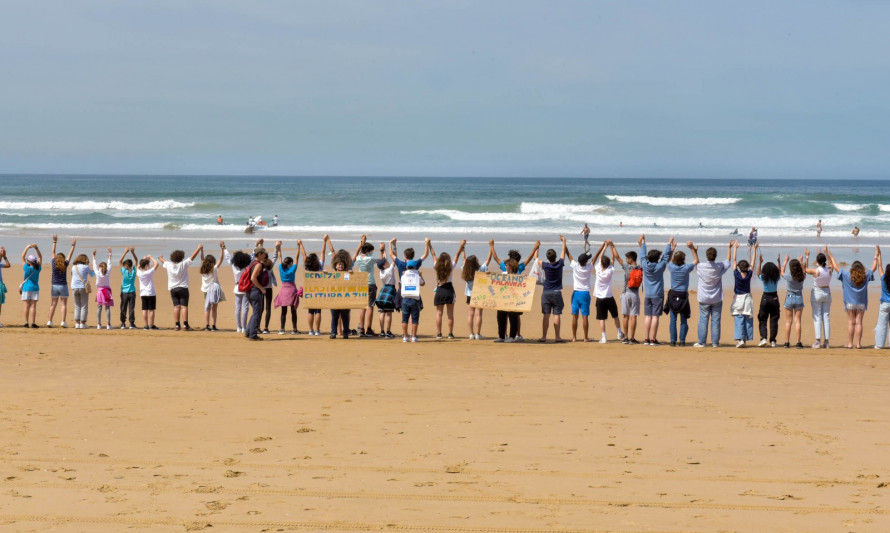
[784,291,804,310]
[644,296,664,317]
[571,291,591,316]
[51,284,69,298]
[401,298,421,324]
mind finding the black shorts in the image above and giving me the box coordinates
[171,287,189,307]
[141,295,157,311]
[466,295,471,305]
[433,282,456,306]
[595,296,619,320]
[367,284,378,307]
[307,308,321,315]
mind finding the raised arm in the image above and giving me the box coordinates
[871,246,880,273]
[523,241,541,268]
[639,235,647,266]
[825,247,840,272]
[688,241,700,266]
[378,241,387,260]
[562,235,574,263]
[147,255,159,270]
[353,235,366,263]
[216,244,226,270]
[420,238,431,261]
[756,252,763,277]
[455,239,466,262]
[119,246,129,266]
[877,247,884,276]
[727,240,734,262]
[731,241,739,271]
[189,244,203,262]
[780,254,790,276]
[427,239,437,260]
[609,240,623,267]
[591,241,607,265]
[489,240,502,265]
[91,249,98,270]
[389,237,398,262]
[51,235,58,259]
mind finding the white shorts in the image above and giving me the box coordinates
[21,291,39,301]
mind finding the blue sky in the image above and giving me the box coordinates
[1,1,888,178]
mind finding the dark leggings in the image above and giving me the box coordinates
[259,289,273,329]
[119,292,136,326]
[758,292,780,342]
[497,311,520,340]
[280,306,297,330]
[330,309,350,336]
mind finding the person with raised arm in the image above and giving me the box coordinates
[874,247,890,349]
[755,249,781,347]
[159,243,203,331]
[490,239,540,341]
[118,246,139,329]
[274,241,302,335]
[91,248,115,329]
[592,240,625,343]
[639,234,673,346]
[826,246,877,349]
[613,245,642,345]
[779,251,807,348]
[428,239,465,339]
[46,235,76,328]
[460,243,492,341]
[693,240,733,348]
[0,247,10,327]
[20,243,44,328]
[199,242,226,331]
[374,241,398,338]
[252,238,279,334]
[805,246,833,349]
[299,236,329,336]
[245,245,270,341]
[665,241,697,346]
[730,241,755,348]
[564,239,592,342]
[535,236,567,343]
[136,252,159,330]
[351,235,378,337]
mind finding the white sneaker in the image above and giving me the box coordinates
[46,321,53,327]
[60,321,68,328]
[599,334,607,344]
[106,325,112,330]
[617,331,626,340]
[469,334,476,340]
[812,342,822,349]
[693,343,705,348]
[493,338,504,343]
[236,327,243,333]
[411,336,418,343]
[403,336,409,343]
[278,329,285,335]
[97,325,102,330]
[504,337,515,343]
[290,330,298,335]
[476,335,484,341]
[736,340,745,348]
[758,339,768,347]
[770,341,777,348]
[120,324,127,329]
[515,335,524,342]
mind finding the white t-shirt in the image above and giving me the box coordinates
[436,260,459,284]
[137,267,156,297]
[594,263,615,299]
[379,262,397,286]
[571,260,593,291]
[163,259,192,290]
[92,259,111,289]
[201,268,220,293]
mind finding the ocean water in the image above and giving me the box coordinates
[0,175,887,255]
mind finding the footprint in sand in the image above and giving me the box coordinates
[224,470,245,478]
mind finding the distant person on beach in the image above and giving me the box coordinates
[200,243,226,332]
[580,224,590,252]
[536,237,567,343]
[92,248,114,330]
[612,246,641,344]
[755,252,781,347]
[816,219,822,237]
[428,239,465,340]
[826,246,876,349]
[694,241,733,348]
[460,245,491,341]
[666,241,697,346]
[0,247,9,327]
[20,244,43,328]
[47,234,75,328]
[118,246,139,329]
[805,247,832,349]
[639,234,673,346]
[591,240,625,343]
[852,226,860,237]
[159,244,203,331]
[136,253,158,330]
[730,228,739,236]
[730,242,754,348]
[70,253,93,329]
[780,252,806,348]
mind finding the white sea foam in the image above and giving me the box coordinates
[519,202,606,214]
[0,222,170,230]
[832,203,871,211]
[0,200,195,211]
[400,209,569,222]
[605,195,740,206]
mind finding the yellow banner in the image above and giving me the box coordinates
[302,271,370,309]
[469,271,536,312]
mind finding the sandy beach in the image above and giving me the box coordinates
[1,264,889,531]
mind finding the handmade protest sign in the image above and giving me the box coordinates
[468,271,536,312]
[302,271,369,309]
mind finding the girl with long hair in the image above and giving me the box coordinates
[428,240,466,339]
[827,247,877,348]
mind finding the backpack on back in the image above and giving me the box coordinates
[238,261,260,292]
[627,267,643,289]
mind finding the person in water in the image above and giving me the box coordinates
[217,215,224,225]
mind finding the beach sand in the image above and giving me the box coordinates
[1,265,889,531]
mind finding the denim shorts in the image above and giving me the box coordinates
[784,291,804,310]
[51,284,69,298]
[644,296,664,317]
[401,298,421,324]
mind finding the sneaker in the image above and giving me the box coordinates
[365,329,376,336]
[205,326,212,332]
[411,336,418,343]
[812,342,822,349]
[46,321,53,327]
[617,331,626,341]
[249,336,263,341]
[599,334,607,344]
[515,335,524,342]
[494,338,504,343]
[469,334,476,340]
[504,337,515,343]
[30,323,39,329]
[97,325,102,330]
[150,325,159,330]
[120,324,127,329]
[795,342,804,349]
[736,340,745,348]
[679,342,686,347]
[386,332,395,338]
[211,326,219,332]
[278,329,285,335]
[106,325,112,330]
[236,328,243,333]
[475,335,484,341]
[650,340,661,346]
[183,325,193,332]
[783,342,791,348]
[770,341,777,348]
[129,325,137,330]
[693,343,705,348]
[822,340,829,349]
[330,333,337,339]
[436,334,443,339]
[758,339,768,347]
[60,322,68,328]
[643,339,651,346]
[670,341,676,347]
[144,326,150,330]
[379,332,388,338]
[711,343,718,348]
[262,329,270,335]
[403,336,409,343]
[447,333,455,339]
[622,338,630,345]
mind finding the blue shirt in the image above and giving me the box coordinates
[394,258,423,278]
[71,264,95,289]
[881,273,890,304]
[734,269,753,294]
[668,262,695,291]
[759,274,778,292]
[640,242,672,298]
[22,263,42,292]
[541,259,564,291]
[499,261,526,274]
[279,263,297,283]
[120,267,137,293]
[838,269,874,306]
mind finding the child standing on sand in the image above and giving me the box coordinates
[137,254,159,330]
[613,248,641,345]
[731,242,754,348]
[159,244,203,331]
[826,246,876,349]
[223,242,252,333]
[93,248,114,329]
[640,235,673,346]
[805,247,832,349]
[20,243,43,328]
[200,243,226,331]
[564,242,592,342]
[274,243,301,335]
[300,236,330,336]
[352,236,378,337]
[428,239,466,340]
[460,246,491,340]
[780,253,806,348]
[47,235,76,328]
[592,240,625,343]
[535,237,567,343]
[755,254,781,347]
[400,259,425,342]
[70,254,93,329]
[665,242,697,347]
[118,246,139,329]
[489,239,540,341]
[374,242,398,338]
[0,247,9,327]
